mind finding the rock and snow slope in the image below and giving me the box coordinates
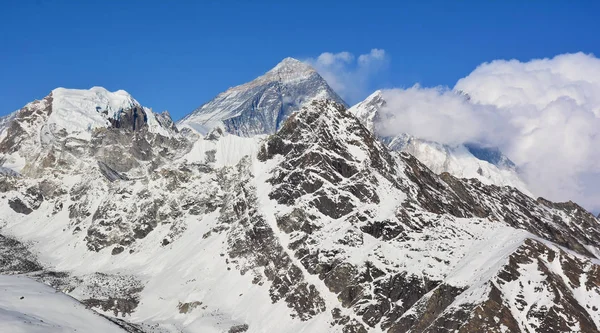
[1,85,600,333]
[0,111,16,136]
[348,90,531,195]
[0,275,131,333]
[178,57,346,136]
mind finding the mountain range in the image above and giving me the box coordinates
[0,58,599,333]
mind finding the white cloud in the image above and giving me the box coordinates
[376,52,600,212]
[358,48,386,66]
[306,49,388,104]
[376,86,511,146]
[316,52,354,66]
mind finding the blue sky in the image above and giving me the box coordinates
[1,1,599,120]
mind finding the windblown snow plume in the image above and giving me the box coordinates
[374,52,600,212]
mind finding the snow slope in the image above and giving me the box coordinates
[50,87,175,138]
[387,134,532,195]
[0,275,128,333]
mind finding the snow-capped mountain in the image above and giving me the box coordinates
[348,90,532,195]
[0,87,179,176]
[1,82,600,333]
[178,57,347,136]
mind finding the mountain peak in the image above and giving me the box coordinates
[0,86,177,160]
[48,87,140,133]
[51,86,133,98]
[178,57,346,136]
[366,89,383,99]
[348,89,386,132]
[51,86,137,109]
[259,57,316,84]
[271,57,313,72]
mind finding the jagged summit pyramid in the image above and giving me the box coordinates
[178,57,347,136]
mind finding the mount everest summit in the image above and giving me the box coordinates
[179,57,346,136]
[0,58,599,333]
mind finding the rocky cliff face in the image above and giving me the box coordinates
[256,100,600,332]
[178,57,347,136]
[1,88,599,333]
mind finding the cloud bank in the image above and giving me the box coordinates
[375,52,600,212]
[306,49,387,103]
[375,86,512,146]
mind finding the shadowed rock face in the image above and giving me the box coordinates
[0,234,43,274]
[464,143,516,169]
[387,284,468,333]
[108,106,154,132]
[228,324,249,333]
[6,186,43,215]
[82,295,141,318]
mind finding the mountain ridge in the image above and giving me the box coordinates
[0,60,599,333]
